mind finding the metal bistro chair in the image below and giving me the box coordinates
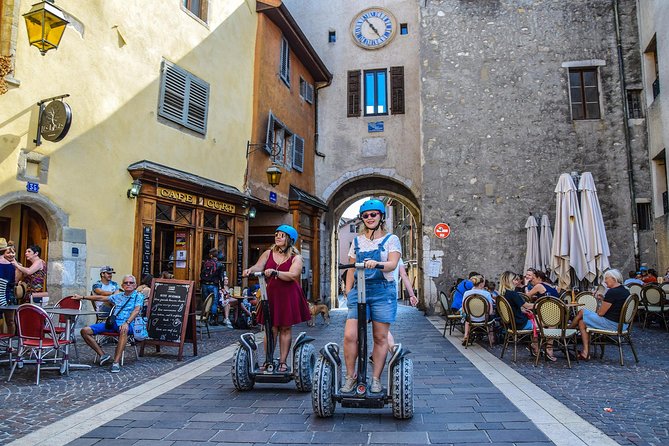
[576,291,599,313]
[94,304,140,366]
[588,294,639,366]
[48,296,82,359]
[534,297,579,368]
[461,294,494,348]
[8,304,71,385]
[661,282,669,296]
[196,293,215,339]
[440,290,462,337]
[496,295,534,362]
[640,284,669,331]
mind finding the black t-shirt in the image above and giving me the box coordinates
[504,290,529,328]
[603,285,629,322]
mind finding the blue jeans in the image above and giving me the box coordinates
[202,284,219,316]
[346,280,397,323]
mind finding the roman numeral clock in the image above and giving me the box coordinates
[351,7,397,50]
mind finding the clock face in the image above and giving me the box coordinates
[40,101,72,142]
[351,8,396,49]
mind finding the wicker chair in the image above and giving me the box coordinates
[461,293,494,348]
[587,294,639,366]
[496,295,534,362]
[640,284,668,331]
[440,290,462,337]
[576,291,598,313]
[534,297,579,368]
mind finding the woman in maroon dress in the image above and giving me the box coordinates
[242,225,310,372]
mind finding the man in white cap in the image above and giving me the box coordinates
[92,266,119,317]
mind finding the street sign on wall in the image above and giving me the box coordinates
[434,223,451,239]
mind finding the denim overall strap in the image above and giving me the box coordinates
[355,234,393,282]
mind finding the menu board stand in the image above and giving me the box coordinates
[140,279,197,361]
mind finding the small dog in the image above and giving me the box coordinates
[308,302,330,327]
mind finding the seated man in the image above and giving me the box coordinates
[75,274,143,373]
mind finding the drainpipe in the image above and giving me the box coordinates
[613,0,641,269]
[314,83,327,158]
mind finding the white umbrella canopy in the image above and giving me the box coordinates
[578,172,611,283]
[524,215,541,272]
[551,173,589,290]
[539,214,554,279]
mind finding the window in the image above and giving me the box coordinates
[568,68,601,120]
[349,224,356,233]
[400,23,408,35]
[637,202,652,231]
[182,0,208,22]
[390,66,405,114]
[158,61,210,135]
[266,112,293,168]
[280,37,290,86]
[328,31,336,43]
[300,77,314,104]
[645,36,660,99]
[627,89,643,119]
[292,135,304,172]
[347,70,361,117]
[364,69,387,116]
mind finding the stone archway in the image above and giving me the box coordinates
[0,191,88,301]
[320,174,427,312]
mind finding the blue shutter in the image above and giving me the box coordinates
[265,111,275,155]
[184,75,209,134]
[292,135,304,172]
[280,37,290,85]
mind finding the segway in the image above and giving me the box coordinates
[232,272,316,391]
[312,263,413,419]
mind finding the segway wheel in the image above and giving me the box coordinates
[293,342,316,392]
[231,344,255,391]
[391,357,414,419]
[311,355,337,417]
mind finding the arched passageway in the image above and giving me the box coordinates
[320,176,423,310]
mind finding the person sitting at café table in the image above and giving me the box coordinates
[639,265,657,284]
[524,269,559,300]
[74,274,143,373]
[623,270,644,287]
[451,271,479,311]
[568,269,630,360]
[461,275,495,346]
[498,271,540,358]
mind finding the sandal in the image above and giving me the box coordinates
[277,362,289,373]
[577,351,590,361]
[526,346,539,358]
[461,337,468,346]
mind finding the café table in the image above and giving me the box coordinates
[46,307,101,375]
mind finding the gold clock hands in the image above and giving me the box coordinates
[364,18,382,38]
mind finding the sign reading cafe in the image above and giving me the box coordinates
[157,187,235,213]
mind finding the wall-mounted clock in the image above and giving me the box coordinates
[351,8,397,50]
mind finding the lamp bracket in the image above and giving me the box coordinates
[246,141,281,160]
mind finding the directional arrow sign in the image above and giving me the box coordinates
[434,223,451,239]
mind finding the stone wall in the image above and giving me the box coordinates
[419,0,645,294]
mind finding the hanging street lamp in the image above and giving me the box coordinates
[23,1,70,56]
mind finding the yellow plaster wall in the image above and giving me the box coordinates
[0,0,256,277]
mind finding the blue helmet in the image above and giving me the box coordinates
[359,199,385,216]
[275,224,298,244]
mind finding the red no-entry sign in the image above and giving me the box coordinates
[434,223,451,239]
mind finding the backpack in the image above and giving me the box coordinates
[200,258,218,283]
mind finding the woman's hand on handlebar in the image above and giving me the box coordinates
[263,268,277,278]
[363,259,380,270]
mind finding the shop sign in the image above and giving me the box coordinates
[157,187,197,205]
[202,198,235,213]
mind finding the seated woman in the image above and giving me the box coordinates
[524,269,559,300]
[461,275,495,346]
[569,268,629,360]
[498,271,539,357]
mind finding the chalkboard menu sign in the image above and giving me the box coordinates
[140,279,197,361]
[141,226,152,277]
[236,238,243,285]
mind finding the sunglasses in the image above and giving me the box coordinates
[361,212,380,219]
[122,281,135,285]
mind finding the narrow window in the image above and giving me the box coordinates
[299,77,314,104]
[280,37,290,86]
[637,202,652,230]
[645,36,660,99]
[627,89,643,119]
[569,68,601,120]
[328,31,336,43]
[400,23,408,35]
[292,135,304,172]
[158,61,210,135]
[390,66,405,114]
[364,69,387,116]
[347,70,361,117]
[182,0,208,22]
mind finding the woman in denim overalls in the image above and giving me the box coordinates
[341,199,401,394]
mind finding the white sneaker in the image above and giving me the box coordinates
[223,318,233,328]
[340,375,356,393]
[371,377,382,393]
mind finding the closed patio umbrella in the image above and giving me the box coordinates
[578,172,610,283]
[524,215,541,272]
[539,214,554,279]
[551,173,589,290]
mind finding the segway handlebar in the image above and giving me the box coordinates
[338,263,384,270]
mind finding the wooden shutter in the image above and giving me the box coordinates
[306,83,314,104]
[390,66,405,115]
[185,75,209,134]
[265,111,275,154]
[347,70,361,117]
[158,61,209,135]
[280,37,290,85]
[292,135,304,172]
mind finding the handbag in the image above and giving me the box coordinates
[133,316,149,340]
[105,295,133,330]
